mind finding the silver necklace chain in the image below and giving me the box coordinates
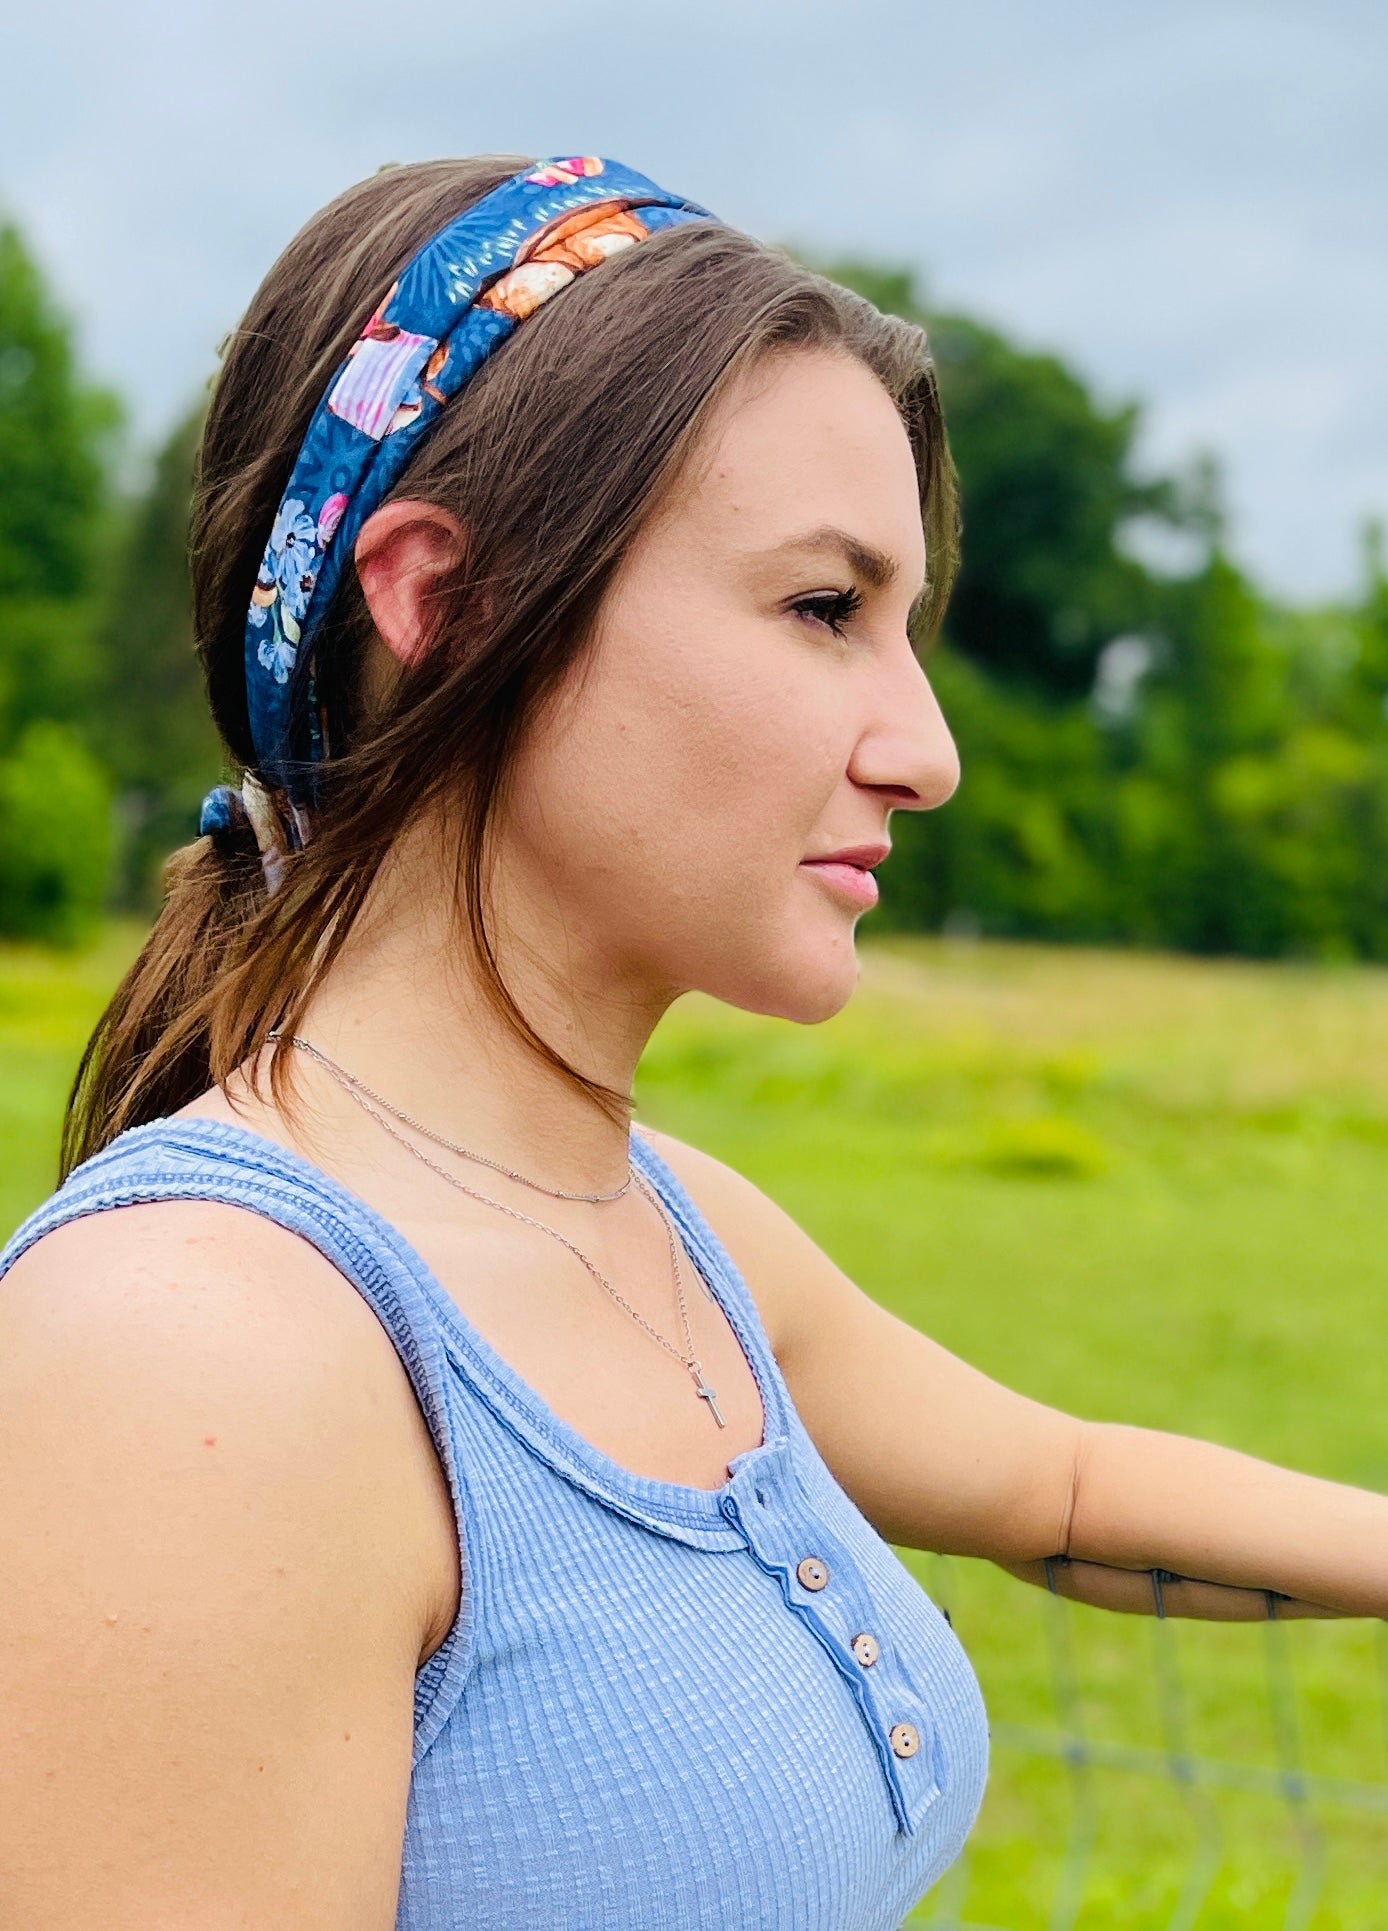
[268,1033,727,1427]
[268,1031,634,1203]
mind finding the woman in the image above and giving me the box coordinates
[0,154,1382,1929]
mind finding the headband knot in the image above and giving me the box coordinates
[198,772,307,896]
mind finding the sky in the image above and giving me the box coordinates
[3,0,1384,603]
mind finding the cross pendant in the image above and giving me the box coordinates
[692,1368,727,1428]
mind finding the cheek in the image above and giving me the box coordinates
[504,610,851,961]
[581,639,843,873]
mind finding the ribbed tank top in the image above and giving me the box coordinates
[0,1116,989,1929]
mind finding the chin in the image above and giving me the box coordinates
[700,925,862,1027]
[765,979,857,1025]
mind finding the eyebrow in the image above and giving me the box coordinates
[759,525,931,627]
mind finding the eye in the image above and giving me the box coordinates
[789,586,865,640]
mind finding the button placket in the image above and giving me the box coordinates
[719,1462,942,1835]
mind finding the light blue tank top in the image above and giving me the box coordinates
[0,1116,989,1928]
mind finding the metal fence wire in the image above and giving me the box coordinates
[909,1555,1388,1930]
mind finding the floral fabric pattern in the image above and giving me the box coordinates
[268,499,317,619]
[247,496,333,688]
[326,325,440,440]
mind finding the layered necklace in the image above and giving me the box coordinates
[268,1033,727,1428]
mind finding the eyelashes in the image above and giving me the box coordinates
[789,586,865,639]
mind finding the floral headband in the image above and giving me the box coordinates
[199,155,715,888]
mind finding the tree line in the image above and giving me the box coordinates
[2,218,1386,956]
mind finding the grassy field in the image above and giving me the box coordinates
[3,926,1387,1926]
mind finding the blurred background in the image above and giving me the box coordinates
[2,2,1387,1923]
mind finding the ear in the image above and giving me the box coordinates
[354,499,467,669]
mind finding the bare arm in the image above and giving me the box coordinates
[0,1202,452,1929]
[995,1553,1337,1619]
[999,1420,1383,1619]
[648,1130,1385,1621]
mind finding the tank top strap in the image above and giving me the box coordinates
[0,1116,476,1766]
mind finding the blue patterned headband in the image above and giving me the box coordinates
[199,155,715,882]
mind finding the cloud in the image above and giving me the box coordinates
[3,0,1384,599]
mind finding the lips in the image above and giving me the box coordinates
[803,842,890,871]
[798,840,889,911]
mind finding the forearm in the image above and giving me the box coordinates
[1061,1420,1388,1618]
[997,1553,1340,1619]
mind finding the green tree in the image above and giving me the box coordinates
[0,216,123,743]
[0,220,121,604]
[929,310,1175,698]
[0,721,111,945]
[94,403,223,903]
[1344,517,1388,730]
[1126,549,1388,959]
[0,217,121,939]
[876,644,1117,941]
[819,259,1198,701]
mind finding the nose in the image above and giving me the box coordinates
[848,638,960,812]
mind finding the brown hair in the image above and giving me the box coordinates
[61,155,960,1180]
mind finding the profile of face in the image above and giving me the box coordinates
[362,348,961,1027]
[501,348,959,1023]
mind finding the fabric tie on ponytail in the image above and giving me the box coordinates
[196,155,716,869]
[198,771,310,896]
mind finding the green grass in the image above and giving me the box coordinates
[0,920,146,1226]
[4,926,1388,1924]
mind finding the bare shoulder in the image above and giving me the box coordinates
[2,1196,433,1448]
[0,1197,451,1646]
[0,1196,451,1922]
[0,1198,452,1628]
[634,1124,822,1362]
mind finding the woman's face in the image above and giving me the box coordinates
[497,346,961,1024]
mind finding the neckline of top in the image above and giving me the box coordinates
[93,1114,794,1533]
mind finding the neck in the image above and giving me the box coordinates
[280,818,678,1195]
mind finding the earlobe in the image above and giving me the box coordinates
[354,499,468,669]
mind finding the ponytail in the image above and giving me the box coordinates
[61,829,266,1178]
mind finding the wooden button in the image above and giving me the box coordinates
[889,1722,921,1759]
[851,1631,880,1667]
[795,1556,829,1591]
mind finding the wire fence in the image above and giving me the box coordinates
[908,1556,1388,1930]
